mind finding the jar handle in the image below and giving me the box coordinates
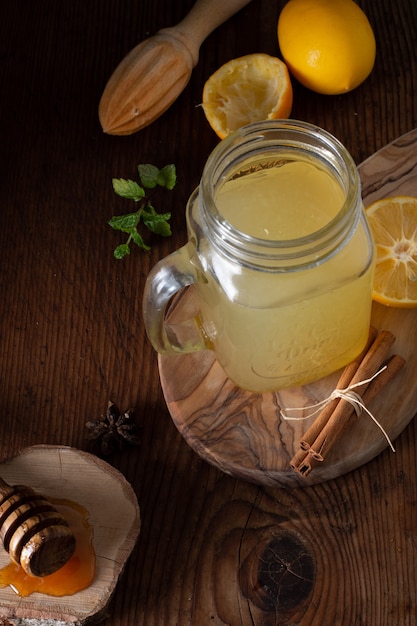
[142,241,208,354]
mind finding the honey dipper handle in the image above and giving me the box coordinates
[159,0,252,66]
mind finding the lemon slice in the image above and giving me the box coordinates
[366,196,417,307]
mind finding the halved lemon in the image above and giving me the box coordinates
[366,196,417,307]
[202,53,293,139]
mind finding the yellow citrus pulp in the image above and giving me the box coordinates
[277,0,376,95]
[366,196,417,307]
[202,53,293,139]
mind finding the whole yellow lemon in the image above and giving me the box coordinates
[277,0,376,95]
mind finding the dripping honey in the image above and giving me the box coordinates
[0,498,95,597]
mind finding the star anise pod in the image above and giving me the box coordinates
[86,401,141,456]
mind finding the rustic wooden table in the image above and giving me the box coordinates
[1,0,417,624]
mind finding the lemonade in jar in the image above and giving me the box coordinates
[143,120,375,392]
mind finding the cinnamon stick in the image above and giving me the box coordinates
[307,330,396,461]
[289,447,310,472]
[360,354,405,399]
[289,326,379,471]
[299,326,378,451]
[294,352,405,476]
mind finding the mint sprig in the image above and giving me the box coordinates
[108,163,176,258]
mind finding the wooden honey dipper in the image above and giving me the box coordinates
[0,478,76,577]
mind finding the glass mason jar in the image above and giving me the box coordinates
[143,120,375,393]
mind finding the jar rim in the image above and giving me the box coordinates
[199,120,361,268]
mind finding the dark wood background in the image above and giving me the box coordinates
[1,0,417,624]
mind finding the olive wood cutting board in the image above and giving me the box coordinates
[159,128,417,488]
[0,445,140,623]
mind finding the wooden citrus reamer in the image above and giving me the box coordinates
[99,0,252,135]
[0,477,75,577]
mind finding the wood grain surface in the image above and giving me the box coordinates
[1,0,417,624]
[159,129,417,488]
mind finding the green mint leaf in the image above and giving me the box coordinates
[112,178,145,201]
[153,218,172,237]
[108,162,176,257]
[108,211,141,232]
[138,164,160,189]
[157,164,177,190]
[114,244,131,259]
[131,230,151,251]
[143,206,172,237]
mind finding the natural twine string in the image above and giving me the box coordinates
[280,365,395,451]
